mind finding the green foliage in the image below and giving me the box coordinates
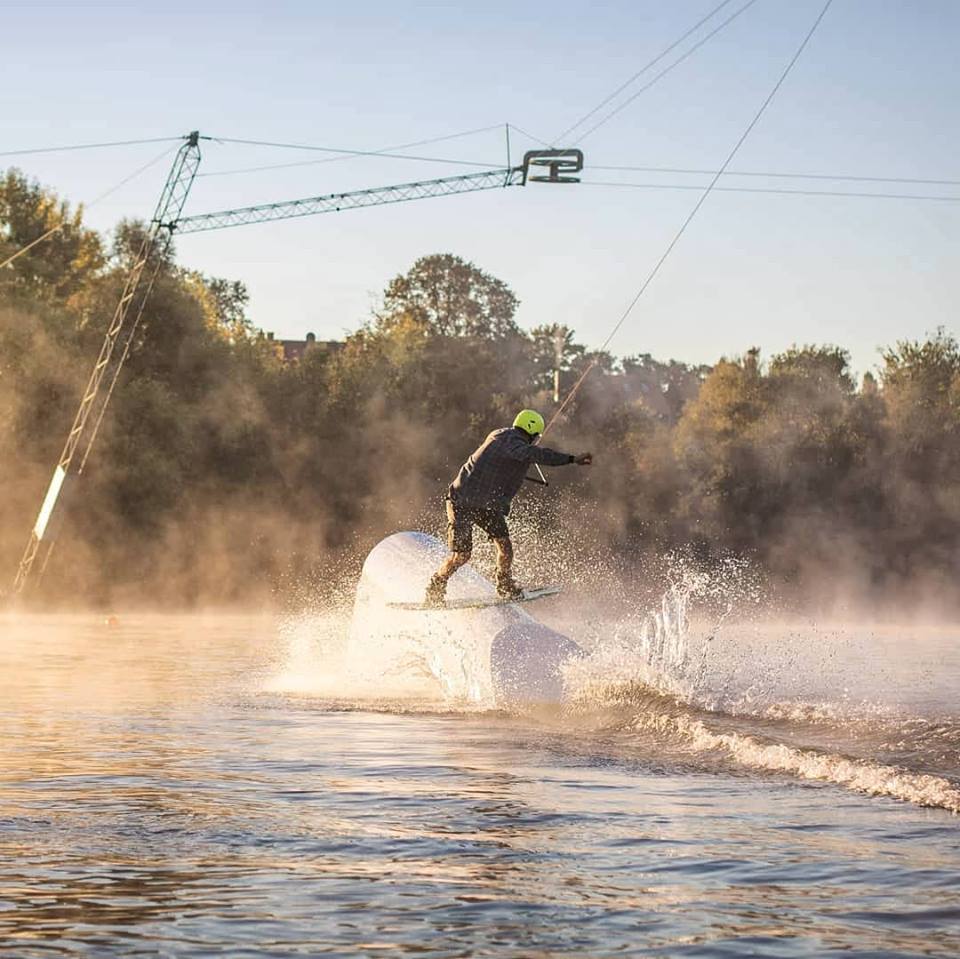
[881,328,960,468]
[529,324,585,392]
[1,172,958,607]
[378,253,520,339]
[0,169,104,305]
[622,353,710,423]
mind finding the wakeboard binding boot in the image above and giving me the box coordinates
[496,571,525,601]
[424,575,447,608]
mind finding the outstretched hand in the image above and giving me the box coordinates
[575,452,593,466]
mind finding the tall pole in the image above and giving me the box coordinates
[553,326,566,405]
[12,132,203,598]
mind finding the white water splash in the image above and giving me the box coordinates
[561,561,960,814]
[563,556,745,705]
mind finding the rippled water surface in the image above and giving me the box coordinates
[1,612,959,957]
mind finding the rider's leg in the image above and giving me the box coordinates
[493,536,522,598]
[426,500,473,605]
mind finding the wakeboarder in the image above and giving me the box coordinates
[425,410,592,606]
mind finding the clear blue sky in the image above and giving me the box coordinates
[4,0,957,375]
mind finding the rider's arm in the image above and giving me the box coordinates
[502,432,574,466]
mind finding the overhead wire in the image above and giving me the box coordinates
[554,0,737,144]
[199,123,508,178]
[208,135,503,172]
[581,179,960,202]
[202,152,505,173]
[0,136,181,159]
[572,0,761,146]
[0,143,178,272]
[506,124,554,149]
[543,0,835,437]
[213,147,499,170]
[591,164,960,187]
[218,150,502,171]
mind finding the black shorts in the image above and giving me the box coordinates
[446,499,509,554]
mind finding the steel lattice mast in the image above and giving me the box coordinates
[12,132,203,596]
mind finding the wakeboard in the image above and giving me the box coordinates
[389,585,561,612]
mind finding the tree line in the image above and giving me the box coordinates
[1,169,958,609]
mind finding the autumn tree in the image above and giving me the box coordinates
[622,353,709,423]
[4,166,960,607]
[378,253,520,339]
[880,328,960,476]
[877,329,960,579]
[0,169,103,305]
[529,323,585,393]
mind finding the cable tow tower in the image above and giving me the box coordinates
[10,139,583,598]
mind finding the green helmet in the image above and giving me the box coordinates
[513,409,545,436]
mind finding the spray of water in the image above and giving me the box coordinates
[268,542,960,814]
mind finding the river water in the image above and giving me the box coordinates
[1,608,959,957]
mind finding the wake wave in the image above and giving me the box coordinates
[275,560,960,814]
[630,703,960,814]
[560,563,960,814]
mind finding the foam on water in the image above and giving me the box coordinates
[627,704,960,813]
[559,560,960,813]
[271,549,960,814]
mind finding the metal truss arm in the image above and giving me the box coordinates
[174,149,584,235]
[175,167,524,234]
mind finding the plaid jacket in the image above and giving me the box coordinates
[449,427,573,513]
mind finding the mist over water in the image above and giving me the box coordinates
[2,581,959,956]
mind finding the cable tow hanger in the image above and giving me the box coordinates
[521,149,583,185]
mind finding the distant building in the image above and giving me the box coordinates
[263,331,342,364]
